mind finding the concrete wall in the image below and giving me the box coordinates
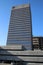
[0,50,43,55]
[0,63,43,65]
[0,45,22,50]
[0,63,11,65]
[0,45,43,65]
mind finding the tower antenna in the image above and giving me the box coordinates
[28,0,30,4]
[29,0,30,6]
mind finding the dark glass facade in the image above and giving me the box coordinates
[7,4,32,50]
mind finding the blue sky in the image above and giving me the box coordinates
[0,0,43,46]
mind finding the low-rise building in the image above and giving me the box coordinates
[33,37,43,50]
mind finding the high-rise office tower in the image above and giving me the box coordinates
[7,4,32,50]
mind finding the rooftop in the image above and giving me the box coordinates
[12,4,30,9]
